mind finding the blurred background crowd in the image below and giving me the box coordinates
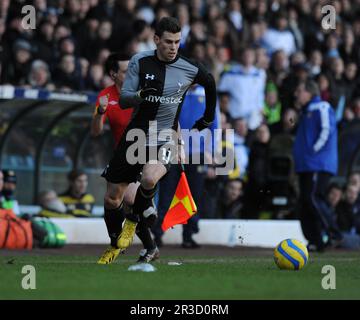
[0,0,359,229]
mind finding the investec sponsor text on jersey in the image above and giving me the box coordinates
[145,94,183,104]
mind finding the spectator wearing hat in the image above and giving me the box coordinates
[1,170,20,215]
[28,59,54,90]
[43,7,62,27]
[59,170,95,217]
[2,39,33,85]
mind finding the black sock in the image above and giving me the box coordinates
[126,211,140,223]
[133,185,157,217]
[104,204,125,247]
[136,217,156,250]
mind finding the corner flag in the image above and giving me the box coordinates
[161,171,197,232]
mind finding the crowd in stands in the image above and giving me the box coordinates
[0,1,359,231]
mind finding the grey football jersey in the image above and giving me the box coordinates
[120,50,216,145]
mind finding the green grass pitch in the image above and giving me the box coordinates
[1,250,359,300]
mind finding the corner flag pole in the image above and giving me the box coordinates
[180,162,185,172]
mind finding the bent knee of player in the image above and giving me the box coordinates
[104,193,122,209]
[141,174,158,190]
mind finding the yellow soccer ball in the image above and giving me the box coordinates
[274,239,309,270]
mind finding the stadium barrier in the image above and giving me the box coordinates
[47,217,306,248]
[20,205,306,247]
[19,205,307,247]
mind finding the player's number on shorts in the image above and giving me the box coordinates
[161,148,171,164]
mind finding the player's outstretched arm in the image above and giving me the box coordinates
[192,65,217,131]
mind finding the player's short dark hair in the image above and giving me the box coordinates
[105,52,131,76]
[155,17,181,37]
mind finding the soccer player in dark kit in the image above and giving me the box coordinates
[101,17,217,256]
[93,53,159,264]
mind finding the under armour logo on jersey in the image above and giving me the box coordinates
[177,82,184,93]
[145,74,155,80]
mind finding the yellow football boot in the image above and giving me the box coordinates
[117,219,137,249]
[97,246,122,264]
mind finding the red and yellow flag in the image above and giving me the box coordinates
[161,172,197,232]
